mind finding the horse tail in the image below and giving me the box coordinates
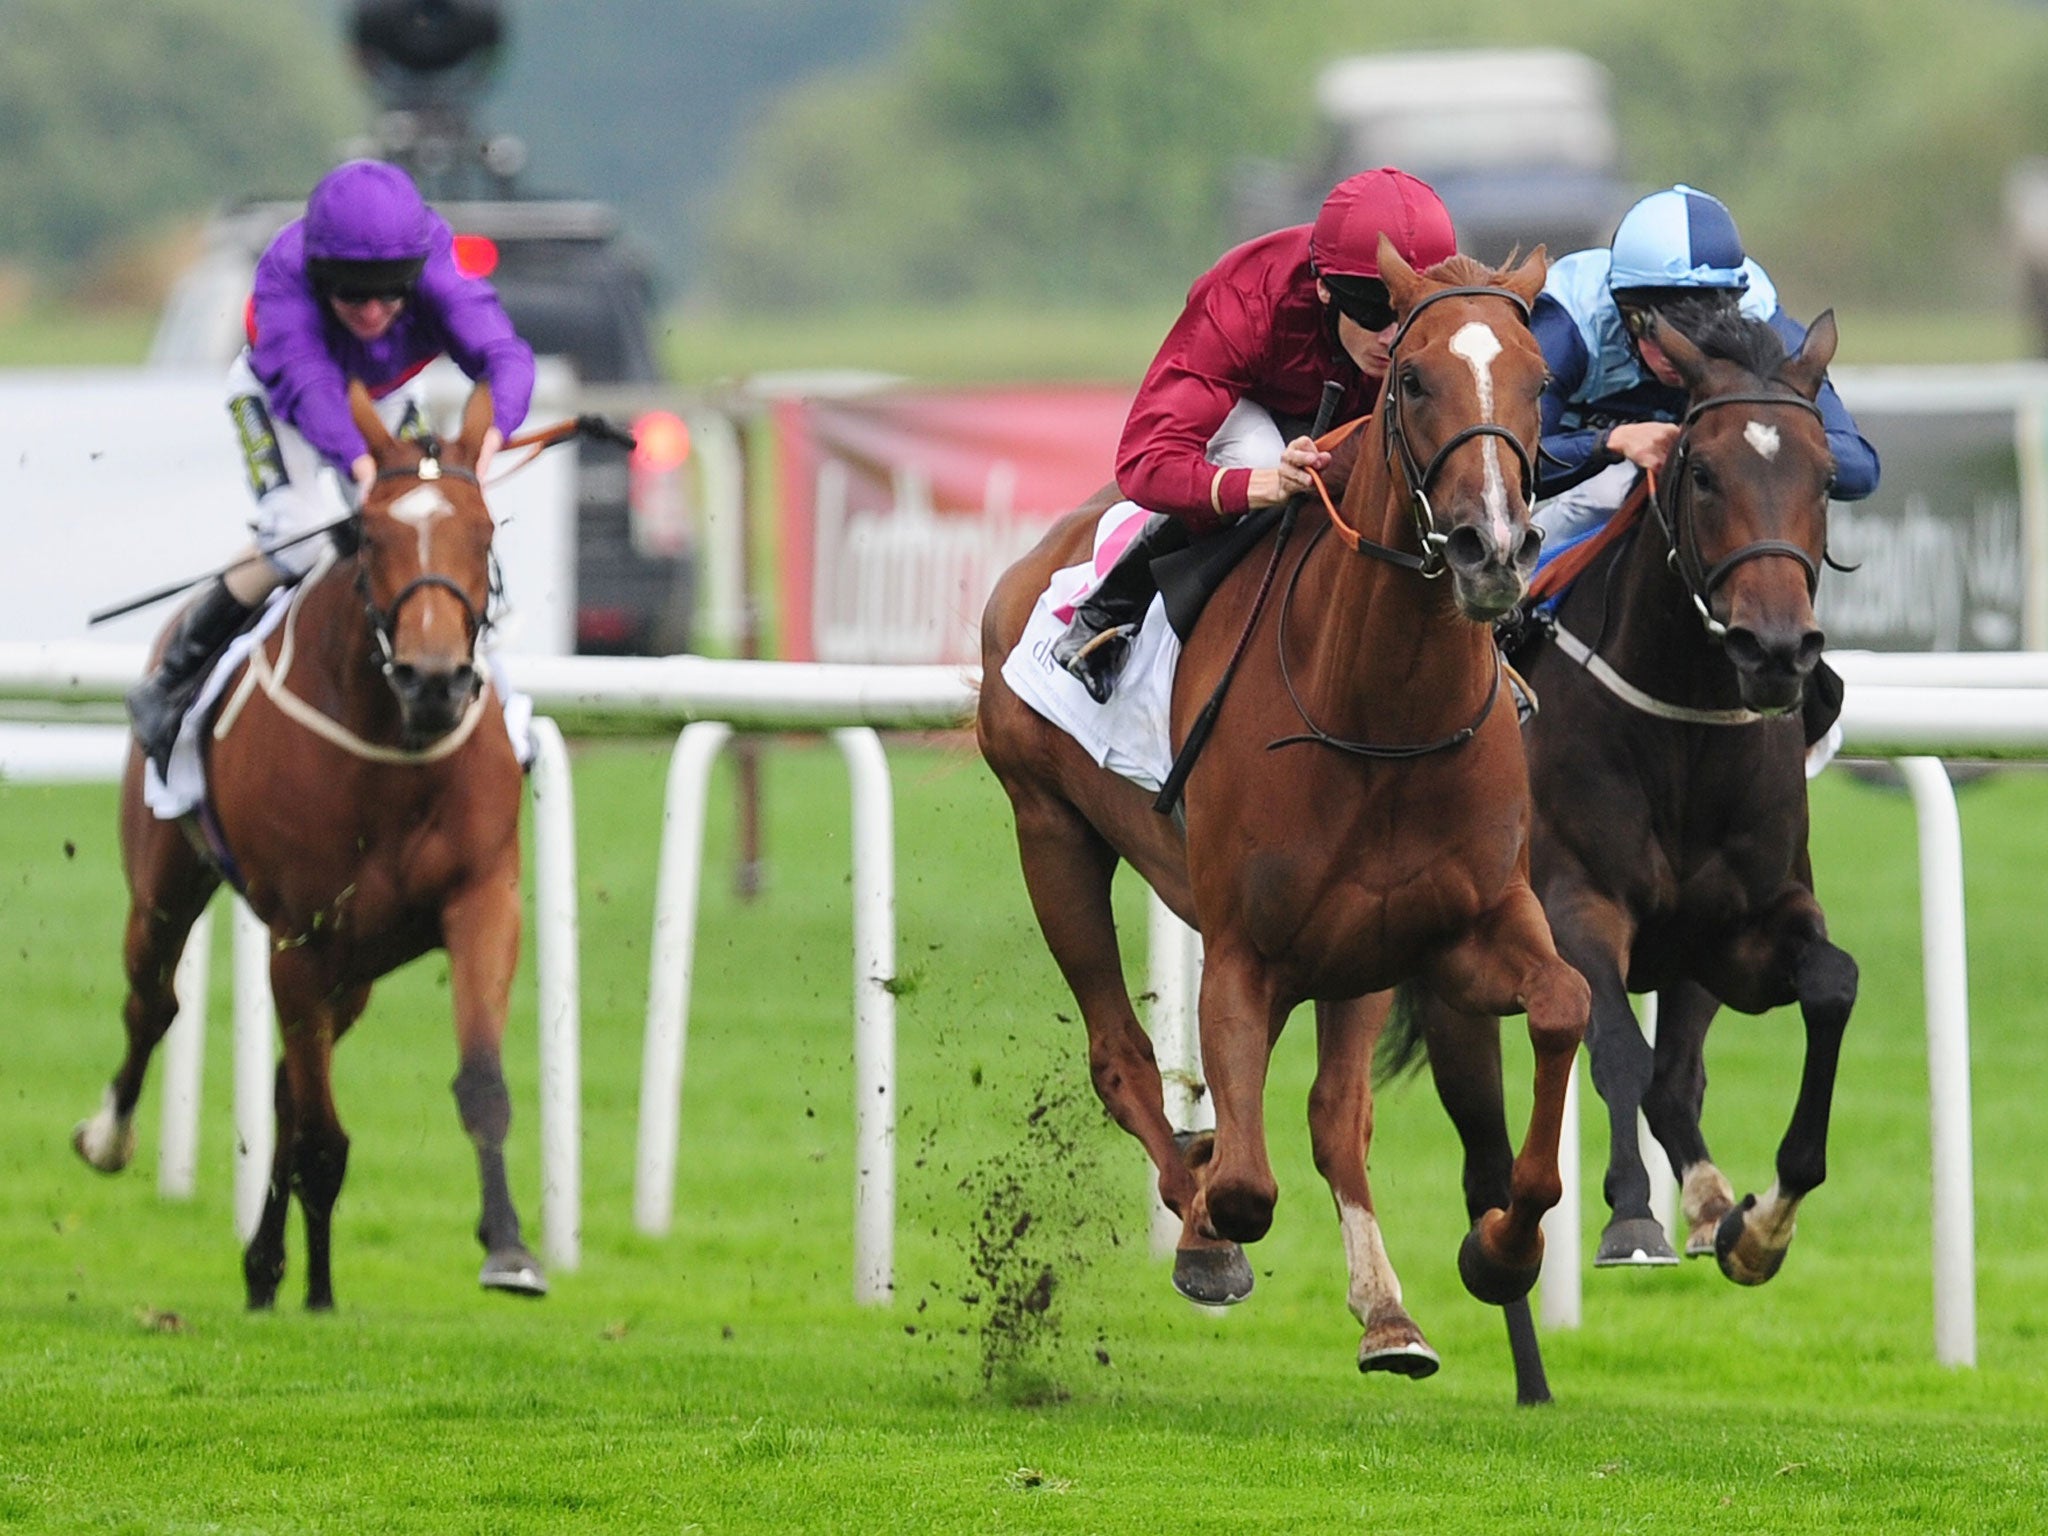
[1373,981,1432,1086]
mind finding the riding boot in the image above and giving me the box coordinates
[1051,514,1191,703]
[124,580,253,773]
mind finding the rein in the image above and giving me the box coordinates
[1273,281,1537,763]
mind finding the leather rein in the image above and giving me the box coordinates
[1272,282,1533,761]
[357,453,495,678]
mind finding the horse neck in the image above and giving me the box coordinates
[290,558,405,742]
[1286,426,1492,738]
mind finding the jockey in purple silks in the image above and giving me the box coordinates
[125,158,536,770]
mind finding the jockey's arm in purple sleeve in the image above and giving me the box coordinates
[412,233,536,446]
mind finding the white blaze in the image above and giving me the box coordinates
[388,484,455,637]
[1744,420,1782,461]
[1448,321,1510,545]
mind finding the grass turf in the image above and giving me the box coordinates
[2,740,2045,1532]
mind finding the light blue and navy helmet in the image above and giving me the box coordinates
[1607,184,1749,293]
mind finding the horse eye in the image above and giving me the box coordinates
[1690,461,1715,495]
[1400,367,1426,401]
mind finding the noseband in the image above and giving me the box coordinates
[1651,391,1826,639]
[1379,285,1539,576]
[356,456,493,679]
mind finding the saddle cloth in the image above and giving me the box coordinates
[142,566,535,822]
[1000,501,1183,793]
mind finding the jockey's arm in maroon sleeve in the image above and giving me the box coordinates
[1115,280,1266,535]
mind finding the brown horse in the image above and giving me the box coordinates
[977,243,1587,1401]
[1407,304,1856,1287]
[75,381,544,1309]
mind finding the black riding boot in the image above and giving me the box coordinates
[1050,514,1191,703]
[125,580,253,772]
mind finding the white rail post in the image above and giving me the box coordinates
[1540,1057,1583,1329]
[527,715,582,1272]
[835,727,897,1304]
[157,904,212,1199]
[232,900,274,1243]
[633,720,732,1235]
[1635,993,1678,1241]
[1898,756,1977,1367]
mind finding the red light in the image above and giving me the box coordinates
[452,233,499,279]
[631,410,691,472]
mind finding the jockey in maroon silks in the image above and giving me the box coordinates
[126,158,535,771]
[1053,167,1459,701]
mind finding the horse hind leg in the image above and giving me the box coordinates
[243,1059,294,1309]
[76,806,220,1173]
[1006,789,1245,1302]
[1407,989,1548,1405]
[1311,995,1439,1380]
[1717,928,1857,1286]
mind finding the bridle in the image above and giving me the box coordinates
[1373,284,1540,578]
[1651,389,1828,640]
[356,453,494,682]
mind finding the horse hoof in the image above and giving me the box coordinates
[1715,1198,1788,1287]
[1594,1217,1679,1268]
[1172,1245,1253,1306]
[1457,1221,1541,1306]
[1358,1315,1440,1379]
[71,1102,136,1173]
[480,1251,549,1297]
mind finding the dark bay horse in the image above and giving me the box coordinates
[75,381,544,1308]
[1410,305,1856,1287]
[978,243,1588,1400]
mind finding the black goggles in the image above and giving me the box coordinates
[1322,275,1397,333]
[329,284,411,306]
[1619,303,1656,339]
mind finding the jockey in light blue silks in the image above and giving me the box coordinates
[1530,183,1879,571]
[125,159,536,772]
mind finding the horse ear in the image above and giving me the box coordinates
[349,381,399,461]
[1779,308,1839,401]
[1378,233,1425,313]
[454,381,495,467]
[1646,310,1713,395]
[1501,245,1548,310]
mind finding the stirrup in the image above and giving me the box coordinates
[1057,623,1137,704]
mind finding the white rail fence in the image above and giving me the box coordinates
[3,643,2044,1355]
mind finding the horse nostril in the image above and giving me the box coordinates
[1722,628,1767,672]
[1443,524,1491,571]
[1515,525,1544,572]
[388,663,420,692]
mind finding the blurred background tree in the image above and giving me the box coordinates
[6,0,2048,328]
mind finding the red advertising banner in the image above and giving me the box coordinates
[774,385,1133,662]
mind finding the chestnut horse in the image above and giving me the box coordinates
[75,381,544,1309]
[978,243,1587,1401]
[1407,305,1856,1287]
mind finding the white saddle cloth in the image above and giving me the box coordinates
[999,502,1184,793]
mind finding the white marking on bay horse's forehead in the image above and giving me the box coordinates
[1448,320,1510,544]
[1744,420,1782,461]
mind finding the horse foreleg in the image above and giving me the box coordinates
[1187,941,1284,1250]
[1431,886,1589,1306]
[445,874,545,1297]
[1640,979,1735,1257]
[244,1059,294,1310]
[1310,994,1439,1379]
[1713,902,1857,1286]
[78,793,220,1172]
[1409,990,1549,1405]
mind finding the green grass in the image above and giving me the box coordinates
[2,741,2046,1531]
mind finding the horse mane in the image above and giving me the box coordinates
[1423,253,1503,287]
[1668,300,1789,382]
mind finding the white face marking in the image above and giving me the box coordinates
[1744,420,1782,461]
[1448,321,1511,546]
[388,484,455,637]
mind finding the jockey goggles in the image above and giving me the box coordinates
[309,255,424,306]
[1321,273,1397,333]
